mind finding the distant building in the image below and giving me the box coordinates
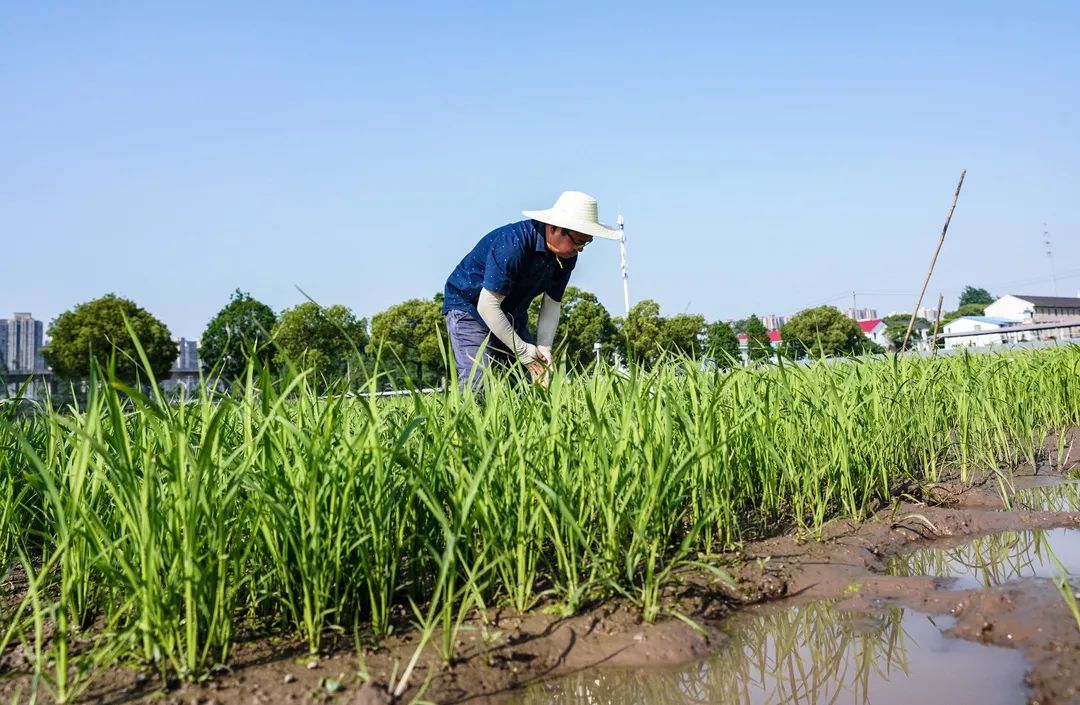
[985,294,1080,323]
[762,313,788,330]
[736,329,782,362]
[3,313,45,373]
[164,338,202,393]
[941,315,1080,349]
[857,319,890,348]
[0,325,6,372]
[845,307,878,321]
[173,338,201,372]
[942,316,1018,349]
[917,305,942,322]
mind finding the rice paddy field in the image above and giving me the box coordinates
[1,344,1079,702]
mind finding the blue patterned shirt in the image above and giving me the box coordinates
[442,219,576,327]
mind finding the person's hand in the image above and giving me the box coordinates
[526,348,552,388]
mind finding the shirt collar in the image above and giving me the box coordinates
[531,220,549,253]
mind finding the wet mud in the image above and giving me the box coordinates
[3,430,1080,704]
[502,602,1030,704]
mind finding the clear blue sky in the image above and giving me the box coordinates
[3,1,1078,338]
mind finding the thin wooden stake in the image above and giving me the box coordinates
[901,169,966,353]
[931,292,944,356]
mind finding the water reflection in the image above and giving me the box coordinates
[888,528,1080,589]
[507,601,1026,704]
[1012,479,1080,513]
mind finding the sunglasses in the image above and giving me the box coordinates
[562,229,592,249]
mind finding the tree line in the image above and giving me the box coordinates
[34,285,998,388]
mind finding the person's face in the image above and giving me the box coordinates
[545,224,593,258]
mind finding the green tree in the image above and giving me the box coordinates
[367,297,446,387]
[617,299,666,366]
[958,286,995,307]
[200,289,278,382]
[42,294,177,383]
[744,314,773,362]
[273,302,369,382]
[881,313,932,351]
[705,320,740,364]
[554,288,618,369]
[941,303,988,325]
[661,313,706,357]
[779,306,871,359]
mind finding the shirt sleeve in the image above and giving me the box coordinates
[477,289,537,363]
[536,294,561,349]
[482,232,526,296]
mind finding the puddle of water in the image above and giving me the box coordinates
[888,528,1080,589]
[1011,479,1080,512]
[505,602,1027,705]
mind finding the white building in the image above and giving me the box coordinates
[942,316,1017,349]
[917,305,942,322]
[940,318,1080,349]
[173,338,201,372]
[3,313,45,373]
[845,307,878,321]
[985,294,1080,323]
[857,319,890,348]
[762,313,788,330]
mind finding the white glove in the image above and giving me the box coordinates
[520,343,539,365]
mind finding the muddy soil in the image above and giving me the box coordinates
[3,429,1080,705]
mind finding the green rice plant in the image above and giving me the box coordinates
[91,380,255,678]
[2,338,1079,695]
[253,369,374,652]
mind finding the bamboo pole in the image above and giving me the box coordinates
[931,292,944,356]
[901,169,966,353]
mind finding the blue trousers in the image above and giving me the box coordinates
[445,309,535,392]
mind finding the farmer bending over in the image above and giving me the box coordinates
[442,191,618,391]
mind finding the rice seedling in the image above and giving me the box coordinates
[0,342,1077,693]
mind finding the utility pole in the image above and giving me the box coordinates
[1043,223,1059,295]
[851,291,857,317]
[618,214,630,317]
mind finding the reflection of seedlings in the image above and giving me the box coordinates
[885,526,1080,595]
[1014,481,1080,513]
[512,601,913,705]
[889,529,1066,587]
[512,601,1029,704]
[844,583,863,594]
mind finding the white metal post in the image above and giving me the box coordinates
[618,214,629,317]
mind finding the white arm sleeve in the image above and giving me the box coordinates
[536,294,561,355]
[477,289,537,364]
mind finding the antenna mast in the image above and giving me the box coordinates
[618,214,629,316]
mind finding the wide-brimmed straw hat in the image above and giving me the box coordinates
[522,191,619,240]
